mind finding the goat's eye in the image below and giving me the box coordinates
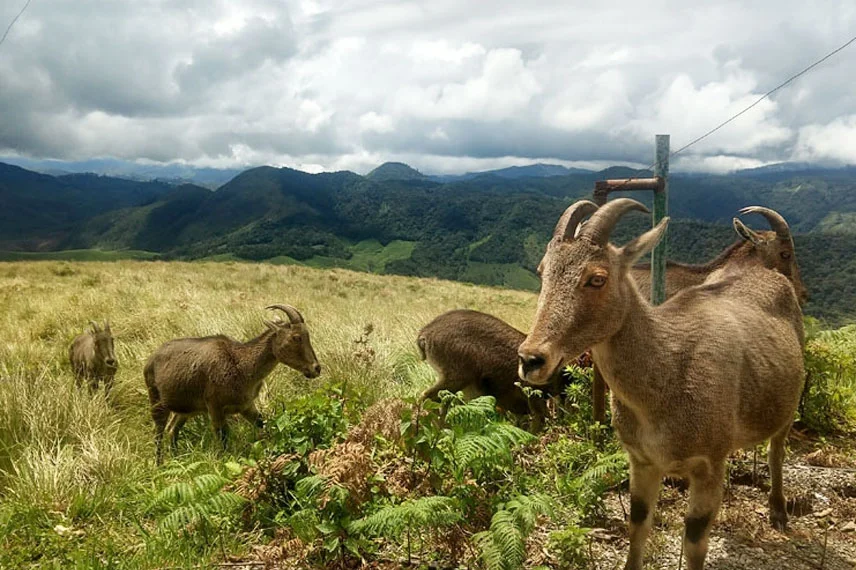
[586,274,607,288]
[780,251,792,260]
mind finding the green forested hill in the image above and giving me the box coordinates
[1,161,855,323]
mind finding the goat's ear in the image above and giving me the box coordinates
[619,217,669,269]
[733,217,761,244]
[89,320,100,333]
[104,320,111,332]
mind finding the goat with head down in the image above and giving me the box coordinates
[144,304,321,464]
[69,320,118,396]
[417,309,564,432]
[518,199,804,570]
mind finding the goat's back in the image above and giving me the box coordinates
[418,310,524,375]
[69,333,96,376]
[656,265,804,449]
[145,335,241,413]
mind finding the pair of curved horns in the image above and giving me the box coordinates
[89,320,110,333]
[734,206,792,241]
[554,198,650,246]
[265,304,304,324]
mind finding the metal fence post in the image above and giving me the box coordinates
[651,134,670,306]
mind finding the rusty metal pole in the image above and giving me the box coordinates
[651,134,670,305]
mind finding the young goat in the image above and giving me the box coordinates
[418,309,565,432]
[518,199,804,570]
[144,305,321,464]
[69,320,118,396]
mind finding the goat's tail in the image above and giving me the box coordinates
[416,335,428,361]
[143,360,160,406]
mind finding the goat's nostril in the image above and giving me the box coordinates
[518,353,546,374]
[314,364,322,375]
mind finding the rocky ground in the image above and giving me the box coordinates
[582,442,856,570]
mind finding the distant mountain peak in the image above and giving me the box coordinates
[366,162,426,181]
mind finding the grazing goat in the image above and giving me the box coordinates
[69,320,117,395]
[144,305,321,464]
[518,199,804,570]
[630,206,808,304]
[417,309,563,432]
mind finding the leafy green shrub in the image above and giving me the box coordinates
[549,525,591,568]
[802,324,856,433]
[269,385,349,455]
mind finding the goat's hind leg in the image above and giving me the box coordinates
[151,403,170,465]
[624,458,662,570]
[166,413,188,452]
[683,460,726,570]
[768,424,790,530]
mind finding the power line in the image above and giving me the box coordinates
[616,33,856,184]
[0,0,34,50]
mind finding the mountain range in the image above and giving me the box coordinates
[1,159,855,324]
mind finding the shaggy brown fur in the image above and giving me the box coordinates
[69,320,117,396]
[519,199,805,570]
[144,305,321,464]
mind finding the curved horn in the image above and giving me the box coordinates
[265,304,304,324]
[553,200,599,240]
[579,198,650,246]
[738,206,791,240]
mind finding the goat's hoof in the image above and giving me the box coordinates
[770,511,788,531]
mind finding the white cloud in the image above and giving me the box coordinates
[794,115,856,164]
[0,0,854,172]
[359,112,395,133]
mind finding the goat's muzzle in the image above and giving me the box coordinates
[517,348,557,386]
[304,363,322,378]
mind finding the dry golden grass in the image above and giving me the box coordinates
[0,260,537,553]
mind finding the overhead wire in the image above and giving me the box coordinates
[610,33,856,188]
[0,0,33,50]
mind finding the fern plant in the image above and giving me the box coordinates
[405,393,536,487]
[148,461,245,532]
[351,495,463,562]
[565,450,627,519]
[473,494,553,570]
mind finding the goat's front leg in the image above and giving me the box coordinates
[683,460,726,570]
[208,406,228,451]
[624,458,662,570]
[241,404,265,430]
[768,424,790,530]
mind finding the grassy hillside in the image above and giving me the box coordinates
[1,261,855,569]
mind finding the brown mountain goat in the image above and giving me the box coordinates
[69,320,117,396]
[144,305,321,464]
[518,199,804,570]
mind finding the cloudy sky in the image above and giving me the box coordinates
[0,0,854,174]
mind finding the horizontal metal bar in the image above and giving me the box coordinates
[595,177,664,191]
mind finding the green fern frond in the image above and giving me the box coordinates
[350,496,461,539]
[476,494,553,570]
[445,395,497,430]
[294,474,329,502]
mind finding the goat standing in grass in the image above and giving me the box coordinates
[69,320,117,396]
[145,305,321,464]
[518,199,804,570]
